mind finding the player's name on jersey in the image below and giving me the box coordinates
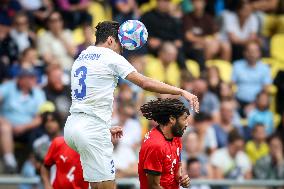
[77,53,101,61]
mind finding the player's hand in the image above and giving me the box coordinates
[180,174,190,188]
[181,90,199,113]
[110,126,123,139]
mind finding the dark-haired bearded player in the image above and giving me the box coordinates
[139,98,190,189]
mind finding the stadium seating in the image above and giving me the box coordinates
[270,34,284,62]
[205,59,232,83]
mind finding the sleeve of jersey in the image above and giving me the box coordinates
[44,140,57,167]
[112,55,137,79]
[143,144,163,174]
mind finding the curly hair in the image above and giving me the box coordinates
[140,98,189,125]
[95,21,120,45]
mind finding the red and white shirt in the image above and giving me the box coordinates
[44,137,89,189]
[138,127,182,189]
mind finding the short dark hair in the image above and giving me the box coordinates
[228,129,243,144]
[95,21,120,45]
[252,123,265,131]
[267,133,282,144]
[187,157,199,168]
[140,98,189,125]
[193,112,211,123]
[41,111,62,128]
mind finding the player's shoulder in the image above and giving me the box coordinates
[51,136,65,146]
[143,128,165,147]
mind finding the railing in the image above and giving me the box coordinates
[0,176,283,189]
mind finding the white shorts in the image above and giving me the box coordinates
[64,113,115,182]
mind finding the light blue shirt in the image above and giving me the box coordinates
[248,109,274,135]
[232,60,271,103]
[0,81,46,126]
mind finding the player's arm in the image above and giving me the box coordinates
[41,165,54,189]
[146,172,163,189]
[126,72,199,112]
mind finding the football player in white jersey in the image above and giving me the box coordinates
[64,21,199,189]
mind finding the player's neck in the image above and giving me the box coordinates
[158,125,174,141]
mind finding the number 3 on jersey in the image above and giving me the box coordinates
[74,66,87,100]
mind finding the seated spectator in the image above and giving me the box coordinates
[112,136,138,178]
[144,42,181,87]
[219,82,235,101]
[43,64,71,121]
[192,112,217,155]
[276,113,284,146]
[232,42,272,118]
[112,101,141,150]
[254,134,284,179]
[186,158,211,189]
[183,78,220,119]
[9,47,44,83]
[0,68,46,173]
[19,111,62,189]
[0,0,22,27]
[182,131,212,178]
[248,91,274,135]
[245,123,269,165]
[0,24,18,67]
[206,66,222,99]
[10,12,35,53]
[76,24,95,57]
[55,0,92,30]
[38,11,76,71]
[211,130,252,179]
[220,0,260,60]
[111,0,139,24]
[182,0,230,69]
[140,0,185,68]
[274,70,284,114]
[30,0,54,28]
[213,100,243,148]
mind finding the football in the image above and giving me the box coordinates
[118,20,148,50]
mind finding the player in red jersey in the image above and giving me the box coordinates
[138,98,190,189]
[41,136,89,189]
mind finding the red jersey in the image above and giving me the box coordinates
[44,137,89,189]
[138,127,182,189]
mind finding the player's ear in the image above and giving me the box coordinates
[107,36,113,45]
[169,116,176,125]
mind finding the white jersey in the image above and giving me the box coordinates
[69,46,136,123]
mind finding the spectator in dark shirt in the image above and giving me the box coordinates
[56,0,92,29]
[43,64,71,121]
[111,0,139,24]
[0,0,22,27]
[182,0,231,69]
[274,70,284,114]
[140,0,182,57]
[76,24,94,57]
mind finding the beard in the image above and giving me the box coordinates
[171,122,185,137]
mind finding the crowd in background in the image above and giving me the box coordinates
[0,0,284,188]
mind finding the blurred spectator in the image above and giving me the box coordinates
[112,101,141,149]
[188,78,220,118]
[182,0,230,69]
[219,82,235,101]
[276,113,284,147]
[182,131,212,178]
[38,11,76,71]
[55,0,92,30]
[274,70,284,114]
[144,42,181,87]
[0,68,46,173]
[180,70,194,91]
[10,12,35,53]
[112,137,138,178]
[206,66,222,99]
[232,42,271,118]
[213,100,243,148]
[9,47,44,83]
[186,158,211,189]
[248,91,274,135]
[0,24,18,68]
[140,0,184,67]
[0,0,22,27]
[30,0,54,28]
[245,123,269,165]
[254,134,284,179]
[43,64,71,121]
[111,0,139,24]
[220,0,260,60]
[192,112,217,155]
[19,111,62,189]
[211,130,252,179]
[76,24,95,57]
